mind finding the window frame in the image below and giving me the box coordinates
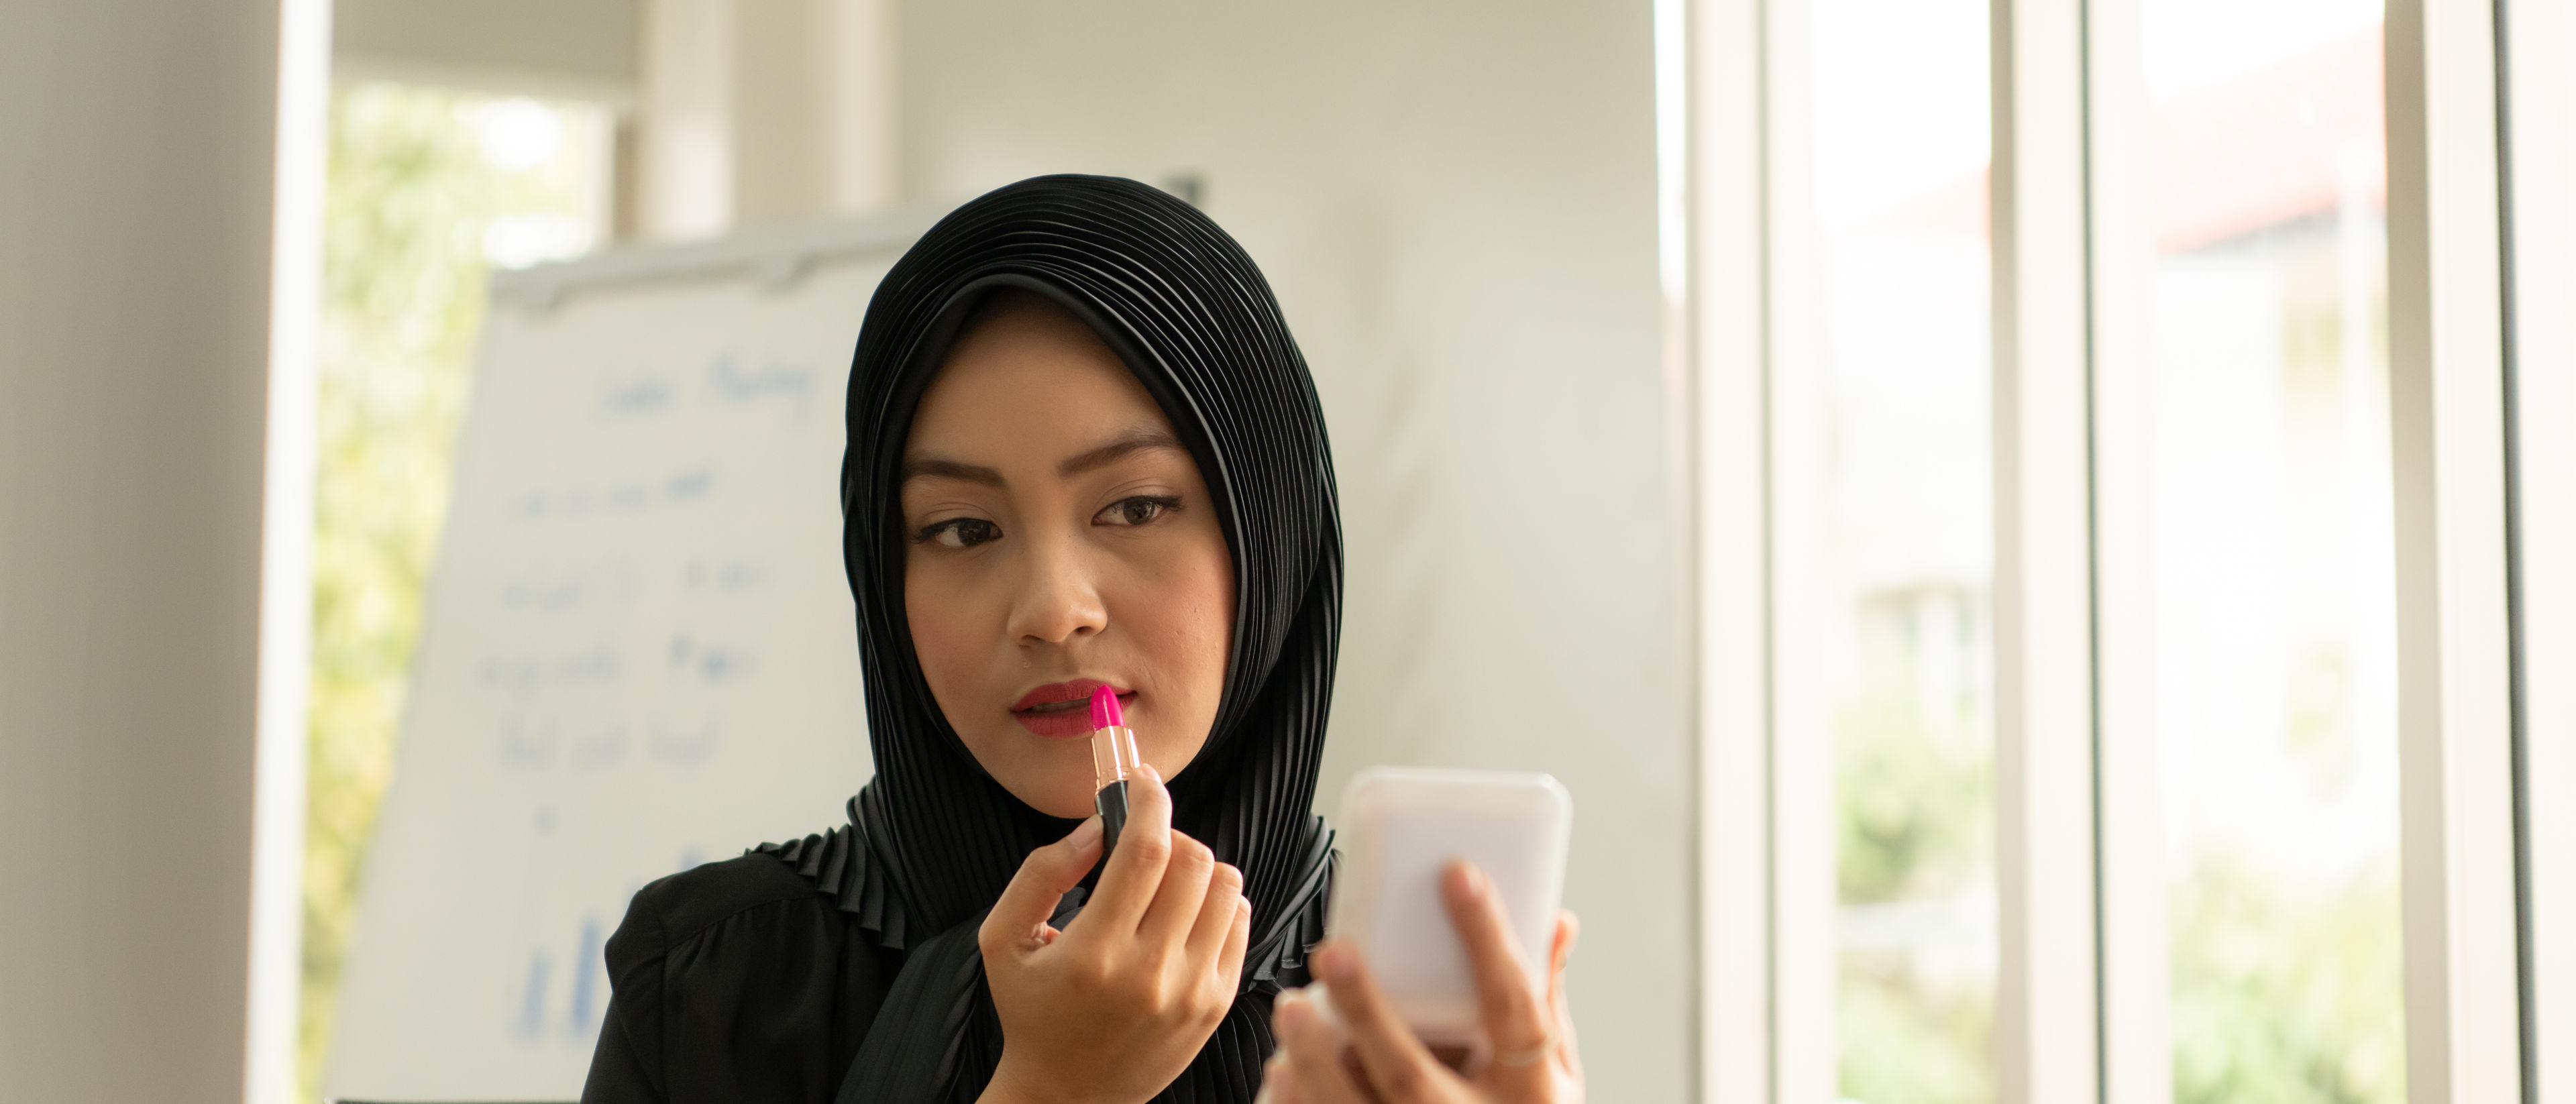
[1677,0,2543,1099]
[2501,0,2576,1096]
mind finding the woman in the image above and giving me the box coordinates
[581,174,1580,1104]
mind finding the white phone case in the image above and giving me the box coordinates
[1322,767,1573,1056]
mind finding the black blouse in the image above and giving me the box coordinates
[578,808,1328,1104]
[578,850,902,1104]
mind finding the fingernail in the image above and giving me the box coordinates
[1136,763,1163,784]
[1459,861,1489,897]
[1068,816,1103,849]
[1313,943,1352,983]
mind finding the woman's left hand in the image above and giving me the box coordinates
[1263,861,1582,1104]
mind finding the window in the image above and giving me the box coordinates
[1803,1,1997,1099]
[2118,4,2406,1099]
[306,83,612,1104]
[1685,0,2538,1096]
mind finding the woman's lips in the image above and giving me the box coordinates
[1011,679,1133,738]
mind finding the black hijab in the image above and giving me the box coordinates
[824,174,1342,1103]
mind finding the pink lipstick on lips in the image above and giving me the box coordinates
[1089,685,1142,859]
[1012,679,1126,738]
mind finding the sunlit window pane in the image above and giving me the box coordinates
[2130,2,2406,1099]
[1807,2,1996,1100]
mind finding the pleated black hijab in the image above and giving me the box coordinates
[817,174,1342,1103]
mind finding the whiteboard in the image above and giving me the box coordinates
[329,214,930,1102]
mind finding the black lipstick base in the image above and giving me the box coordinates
[1095,779,1130,863]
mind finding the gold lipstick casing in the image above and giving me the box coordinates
[1091,724,1140,791]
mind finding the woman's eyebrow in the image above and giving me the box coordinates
[1058,428,1185,477]
[900,456,1004,487]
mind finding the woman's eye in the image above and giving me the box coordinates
[916,518,1002,548]
[1095,495,1179,527]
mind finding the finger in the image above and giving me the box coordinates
[1552,984,1584,1082]
[1550,912,1578,979]
[979,817,1104,956]
[1274,989,1373,1104]
[1258,1053,1297,1104]
[1438,861,1550,1084]
[1138,828,1218,952]
[1544,911,1576,1024]
[1309,942,1445,1102]
[1185,861,1248,975]
[1211,888,1254,996]
[1548,911,1580,1071]
[1085,764,1174,933]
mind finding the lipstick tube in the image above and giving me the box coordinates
[1088,686,1141,860]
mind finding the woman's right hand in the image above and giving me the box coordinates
[977,766,1252,1104]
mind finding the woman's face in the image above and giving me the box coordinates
[900,294,1236,818]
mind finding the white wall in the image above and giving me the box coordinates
[335,0,638,101]
[0,1,285,1100]
[896,3,1688,1097]
[635,0,897,237]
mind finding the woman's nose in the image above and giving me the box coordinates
[1006,529,1108,646]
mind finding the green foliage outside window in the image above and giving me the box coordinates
[2171,852,2404,1104]
[1835,646,1996,1104]
[1831,610,2401,1104]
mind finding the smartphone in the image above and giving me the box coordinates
[1321,767,1573,1062]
